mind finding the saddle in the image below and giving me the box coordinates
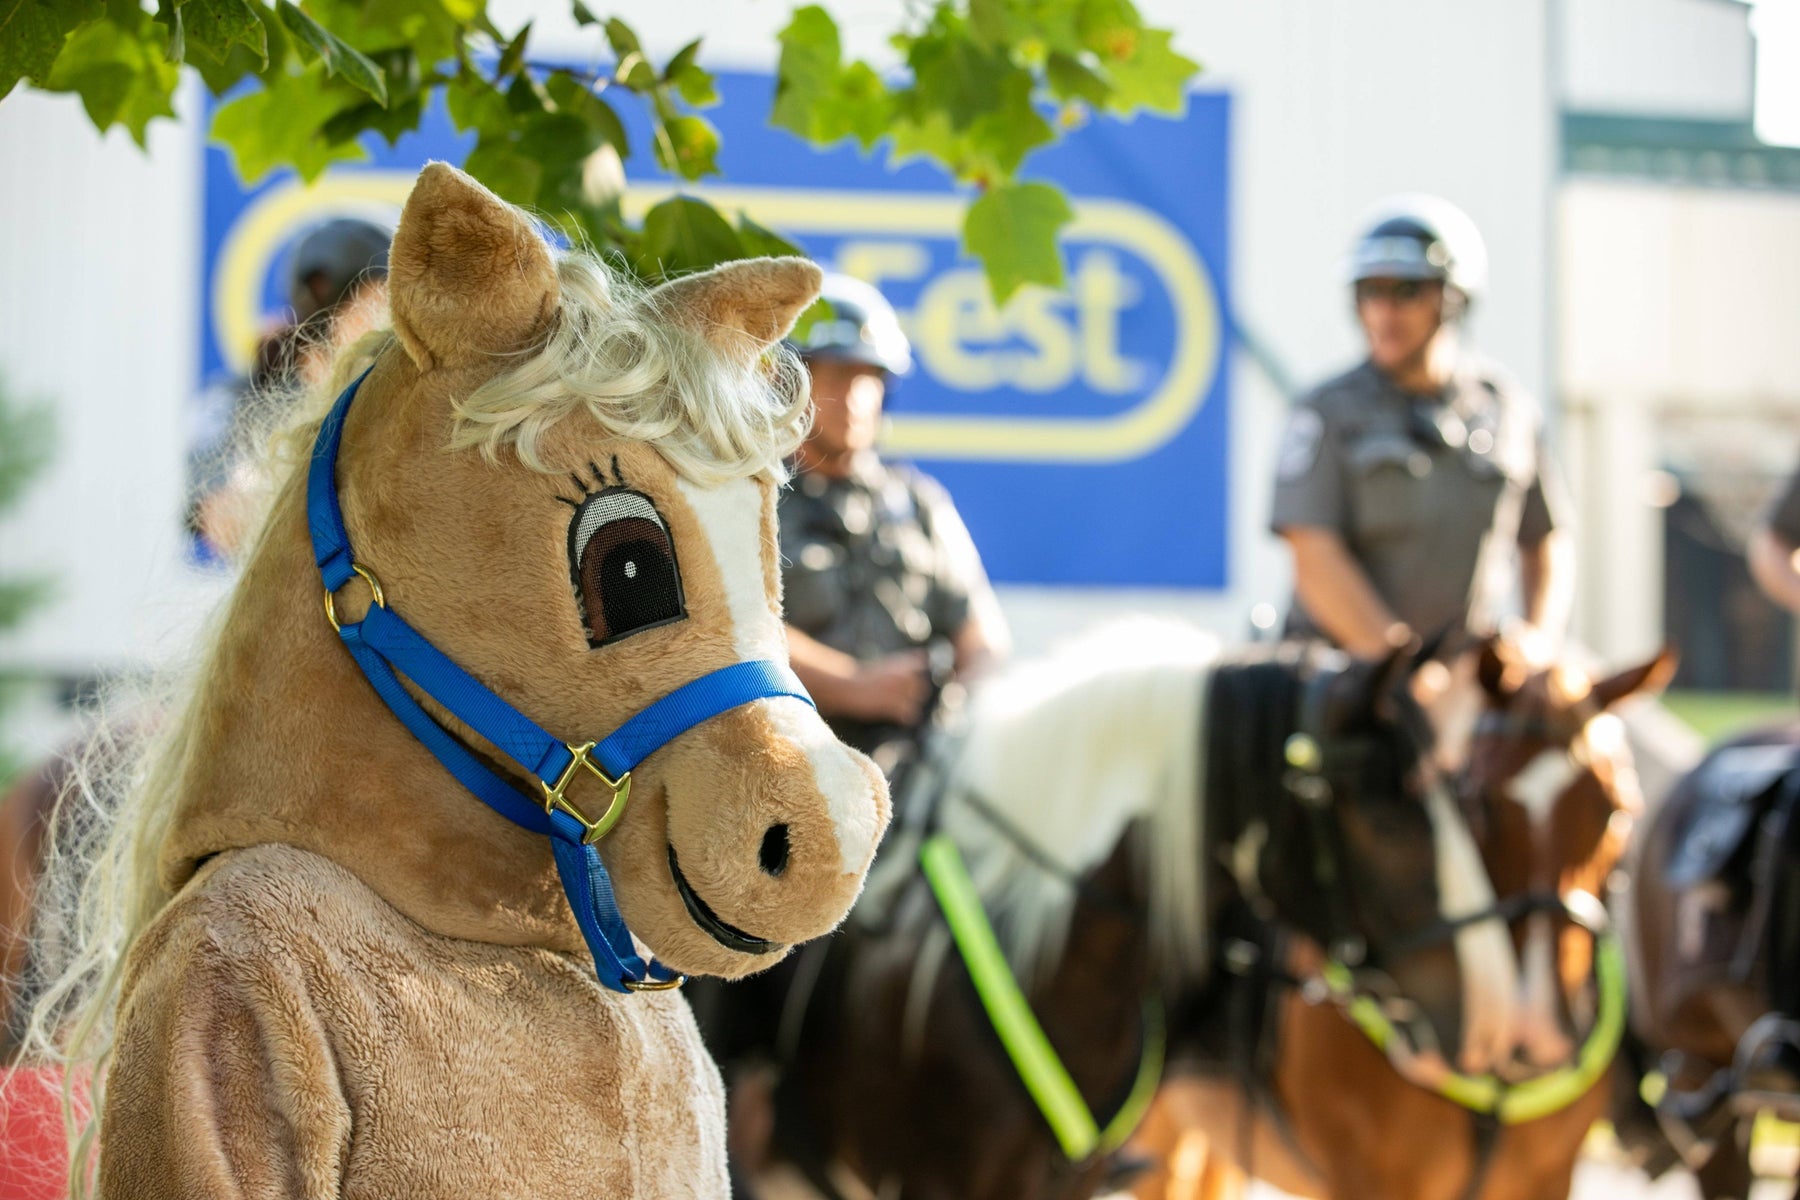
[1662,740,1800,1018]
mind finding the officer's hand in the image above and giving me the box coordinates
[847,651,932,725]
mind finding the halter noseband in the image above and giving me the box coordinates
[307,368,815,993]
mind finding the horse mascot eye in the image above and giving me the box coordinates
[29,162,888,1200]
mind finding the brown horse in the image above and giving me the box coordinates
[1126,641,1674,1200]
[1620,720,1800,1200]
[692,626,1515,1200]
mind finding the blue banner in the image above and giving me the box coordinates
[201,72,1231,587]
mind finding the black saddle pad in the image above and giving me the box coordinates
[1666,743,1800,890]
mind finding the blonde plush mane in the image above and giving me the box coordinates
[20,247,811,1198]
[938,619,1218,990]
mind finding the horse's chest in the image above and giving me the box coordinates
[336,956,727,1199]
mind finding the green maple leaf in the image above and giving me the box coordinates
[45,9,181,146]
[962,180,1073,302]
[964,66,1054,175]
[1102,26,1196,115]
[211,65,369,182]
[637,195,742,279]
[906,22,1005,130]
[1044,49,1112,107]
[276,0,387,105]
[771,4,841,139]
[545,70,629,156]
[184,0,267,66]
[654,113,720,181]
[736,212,805,260]
[0,0,104,99]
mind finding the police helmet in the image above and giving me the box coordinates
[785,272,913,377]
[1345,194,1487,301]
[289,216,392,315]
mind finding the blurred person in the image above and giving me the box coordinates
[188,216,391,559]
[1271,196,1574,667]
[1749,459,1800,615]
[778,273,1009,774]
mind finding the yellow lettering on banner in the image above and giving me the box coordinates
[214,177,1220,464]
[834,240,931,296]
[1074,250,1144,394]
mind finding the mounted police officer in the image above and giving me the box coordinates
[1271,195,1573,663]
[779,273,1009,772]
[1751,464,1800,618]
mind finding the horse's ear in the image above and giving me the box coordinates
[1590,646,1679,711]
[388,161,559,371]
[651,257,824,365]
[1323,636,1416,732]
[1477,635,1526,700]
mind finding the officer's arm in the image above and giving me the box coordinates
[785,625,928,725]
[1281,526,1414,658]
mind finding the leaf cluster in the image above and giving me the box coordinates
[773,0,1197,298]
[1,1,1197,299]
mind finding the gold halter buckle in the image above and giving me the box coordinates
[324,563,386,633]
[623,974,687,992]
[542,741,632,845]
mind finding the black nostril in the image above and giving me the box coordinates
[759,824,790,877]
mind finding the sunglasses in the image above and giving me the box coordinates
[1354,278,1440,305]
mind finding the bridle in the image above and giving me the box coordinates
[1241,655,1626,1125]
[308,367,815,993]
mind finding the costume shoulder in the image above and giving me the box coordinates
[104,845,365,1199]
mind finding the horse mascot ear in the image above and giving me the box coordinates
[389,160,821,371]
[389,161,561,369]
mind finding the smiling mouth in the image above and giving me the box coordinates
[667,847,784,955]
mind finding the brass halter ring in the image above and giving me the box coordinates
[324,563,387,633]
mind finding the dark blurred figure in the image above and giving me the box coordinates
[189,216,391,560]
[1750,459,1800,616]
[777,273,1009,776]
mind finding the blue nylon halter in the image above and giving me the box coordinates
[306,368,814,992]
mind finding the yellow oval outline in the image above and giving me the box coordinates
[213,177,1222,464]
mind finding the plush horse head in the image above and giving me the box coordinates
[157,163,889,981]
[1459,640,1675,1073]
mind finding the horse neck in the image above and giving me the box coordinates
[162,473,579,952]
[1029,826,1155,1103]
[1202,655,1307,909]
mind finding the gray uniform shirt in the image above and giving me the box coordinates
[1270,359,1568,642]
[779,456,995,754]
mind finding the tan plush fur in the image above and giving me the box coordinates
[93,163,887,1197]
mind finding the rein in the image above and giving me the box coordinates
[1317,900,1628,1125]
[308,369,814,993]
[1250,659,1624,1126]
[918,834,1164,1163]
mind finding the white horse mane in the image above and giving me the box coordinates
[937,617,1219,990]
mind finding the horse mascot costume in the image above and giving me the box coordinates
[24,161,889,1199]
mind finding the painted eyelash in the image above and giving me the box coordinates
[553,459,632,509]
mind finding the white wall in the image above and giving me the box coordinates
[1562,0,1755,120]
[0,0,1558,693]
[0,84,218,677]
[1558,178,1800,661]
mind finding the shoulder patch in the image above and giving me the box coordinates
[1277,408,1325,481]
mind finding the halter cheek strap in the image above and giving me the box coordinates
[307,368,813,993]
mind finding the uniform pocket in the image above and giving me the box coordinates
[1349,435,1431,543]
[782,540,847,632]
